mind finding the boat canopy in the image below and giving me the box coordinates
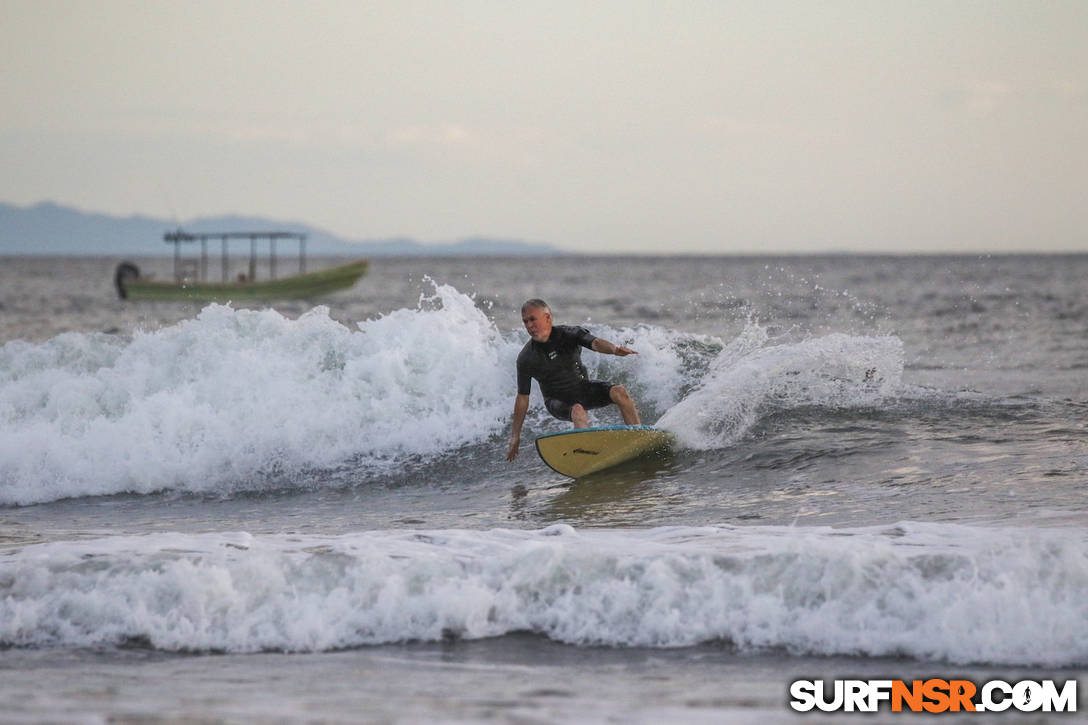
[163,229,308,284]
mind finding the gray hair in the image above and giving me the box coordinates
[521,299,550,314]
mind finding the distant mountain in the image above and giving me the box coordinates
[0,201,564,256]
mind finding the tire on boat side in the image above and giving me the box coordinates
[114,261,140,299]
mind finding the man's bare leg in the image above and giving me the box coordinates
[571,404,589,429]
[610,385,641,425]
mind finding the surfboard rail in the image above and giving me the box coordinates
[534,425,672,478]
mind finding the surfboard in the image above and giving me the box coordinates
[534,425,673,478]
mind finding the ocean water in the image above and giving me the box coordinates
[1,254,1085,723]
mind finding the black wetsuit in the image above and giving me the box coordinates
[516,325,614,421]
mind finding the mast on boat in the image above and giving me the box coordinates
[162,229,309,284]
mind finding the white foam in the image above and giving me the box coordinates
[2,522,1084,665]
[0,284,521,505]
[575,322,720,416]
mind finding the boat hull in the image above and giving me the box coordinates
[119,260,368,302]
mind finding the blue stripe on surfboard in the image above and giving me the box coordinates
[534,424,661,441]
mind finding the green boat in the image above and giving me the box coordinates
[115,229,368,302]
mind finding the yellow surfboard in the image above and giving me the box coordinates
[534,425,673,478]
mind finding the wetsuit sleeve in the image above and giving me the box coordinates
[572,326,597,349]
[516,353,533,396]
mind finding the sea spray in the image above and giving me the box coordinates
[657,327,904,450]
[570,322,721,416]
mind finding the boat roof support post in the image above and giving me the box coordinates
[300,236,306,275]
[249,236,257,282]
[271,236,277,280]
[173,239,181,283]
[200,238,208,283]
[221,237,228,283]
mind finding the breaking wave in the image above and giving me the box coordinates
[1,282,904,505]
[2,522,1084,666]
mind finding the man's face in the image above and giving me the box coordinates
[522,306,552,342]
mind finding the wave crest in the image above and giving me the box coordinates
[2,523,1083,666]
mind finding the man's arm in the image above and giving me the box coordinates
[506,394,531,461]
[591,338,637,356]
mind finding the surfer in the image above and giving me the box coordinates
[506,299,640,461]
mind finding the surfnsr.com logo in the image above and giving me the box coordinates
[789,679,1077,714]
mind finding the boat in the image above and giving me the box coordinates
[114,229,367,302]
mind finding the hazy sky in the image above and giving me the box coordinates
[2,0,1086,253]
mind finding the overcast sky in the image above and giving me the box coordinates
[2,0,1086,253]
